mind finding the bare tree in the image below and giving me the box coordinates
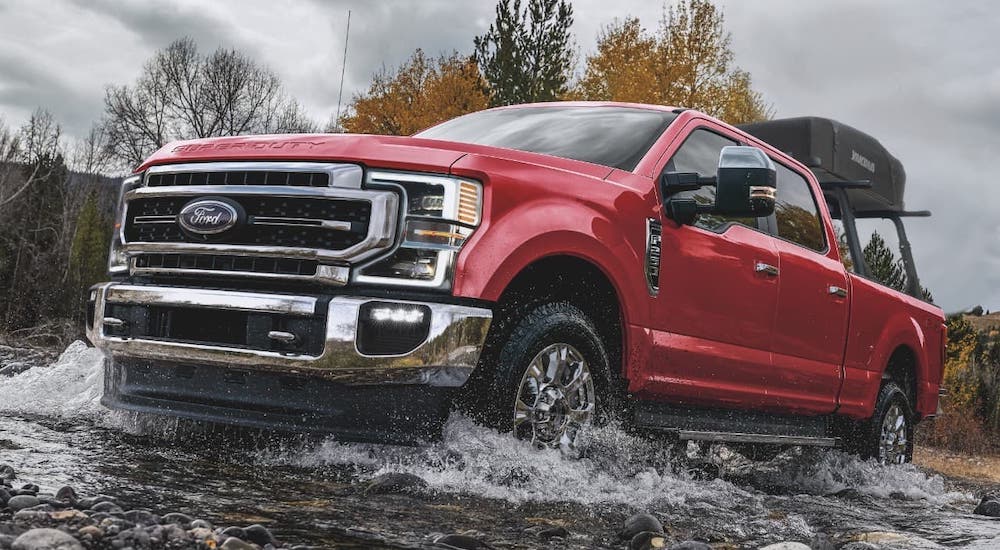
[103,37,317,168]
[0,109,62,209]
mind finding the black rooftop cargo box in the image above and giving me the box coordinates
[738,117,906,213]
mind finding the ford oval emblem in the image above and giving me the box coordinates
[178,199,239,235]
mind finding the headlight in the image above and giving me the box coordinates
[356,171,482,289]
[108,175,142,275]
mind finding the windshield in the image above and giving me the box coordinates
[416,105,677,171]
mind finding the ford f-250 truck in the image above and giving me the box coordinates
[85,102,945,464]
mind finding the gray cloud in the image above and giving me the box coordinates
[0,0,996,311]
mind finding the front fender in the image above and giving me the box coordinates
[452,197,648,328]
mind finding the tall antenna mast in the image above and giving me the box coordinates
[334,9,352,132]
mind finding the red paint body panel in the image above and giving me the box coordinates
[137,103,945,424]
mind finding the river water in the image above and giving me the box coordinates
[1,342,998,549]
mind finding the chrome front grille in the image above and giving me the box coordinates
[125,195,373,250]
[120,162,399,285]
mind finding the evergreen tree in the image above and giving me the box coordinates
[474,0,575,106]
[68,192,112,322]
[863,230,907,292]
[862,230,934,302]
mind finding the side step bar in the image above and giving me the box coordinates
[677,430,839,448]
[632,400,841,448]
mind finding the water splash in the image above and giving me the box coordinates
[0,340,105,418]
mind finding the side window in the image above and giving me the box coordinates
[773,163,826,252]
[664,128,754,232]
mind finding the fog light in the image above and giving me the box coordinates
[370,307,425,323]
[357,301,432,356]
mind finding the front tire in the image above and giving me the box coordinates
[471,302,613,450]
[851,380,915,464]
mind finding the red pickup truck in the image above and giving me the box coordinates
[85,102,945,464]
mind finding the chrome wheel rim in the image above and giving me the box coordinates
[879,402,909,464]
[513,343,596,449]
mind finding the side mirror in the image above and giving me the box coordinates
[661,146,776,225]
[715,146,776,217]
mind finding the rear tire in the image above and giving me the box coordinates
[466,302,615,450]
[850,380,915,464]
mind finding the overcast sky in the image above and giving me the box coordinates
[0,0,995,312]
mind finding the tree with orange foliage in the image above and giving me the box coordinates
[574,1,771,124]
[337,50,489,135]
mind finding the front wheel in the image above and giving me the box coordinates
[849,380,915,464]
[471,302,613,450]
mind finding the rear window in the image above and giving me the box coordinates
[416,106,677,171]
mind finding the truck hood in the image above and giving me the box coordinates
[136,133,614,180]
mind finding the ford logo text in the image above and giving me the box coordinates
[178,199,239,235]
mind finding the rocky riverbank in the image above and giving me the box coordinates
[0,464,290,550]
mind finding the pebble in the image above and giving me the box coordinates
[53,488,76,505]
[122,509,159,526]
[13,511,51,524]
[0,464,15,481]
[629,531,667,550]
[974,497,1000,517]
[89,502,123,515]
[7,496,41,512]
[221,527,248,540]
[76,526,103,540]
[190,519,213,530]
[667,543,712,550]
[365,472,428,495]
[19,485,39,496]
[160,512,194,526]
[433,533,493,549]
[619,513,664,540]
[537,526,568,539]
[0,488,10,506]
[243,524,277,547]
[11,528,84,550]
[220,537,258,550]
[840,544,879,550]
[759,543,812,550]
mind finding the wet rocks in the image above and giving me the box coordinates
[0,464,16,482]
[759,543,811,550]
[433,533,494,549]
[665,542,711,550]
[628,531,667,550]
[10,528,83,550]
[618,513,664,540]
[160,512,194,527]
[0,477,291,549]
[7,496,40,512]
[243,524,277,546]
[365,472,428,495]
[52,488,75,506]
[974,494,1000,517]
[537,526,568,539]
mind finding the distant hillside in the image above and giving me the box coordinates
[963,312,1000,335]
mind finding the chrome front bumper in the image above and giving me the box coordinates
[86,283,492,386]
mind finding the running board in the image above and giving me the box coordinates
[677,430,839,447]
[632,400,840,447]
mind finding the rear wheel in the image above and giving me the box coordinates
[469,302,614,450]
[850,380,915,464]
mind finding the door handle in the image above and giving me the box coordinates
[828,285,848,298]
[755,262,779,277]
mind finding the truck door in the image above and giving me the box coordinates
[641,125,781,410]
[765,162,849,414]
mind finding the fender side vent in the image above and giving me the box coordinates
[645,218,662,296]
